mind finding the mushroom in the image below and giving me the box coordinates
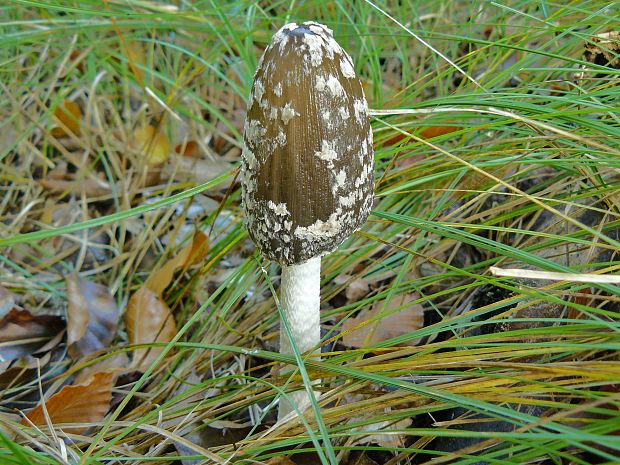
[241,21,374,419]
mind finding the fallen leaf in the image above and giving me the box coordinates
[51,99,81,137]
[334,274,372,303]
[69,49,85,73]
[346,279,370,302]
[39,177,112,197]
[175,140,201,158]
[458,165,510,193]
[174,427,253,465]
[352,417,412,448]
[126,287,177,371]
[23,372,114,434]
[0,309,65,363]
[187,230,209,265]
[419,125,462,139]
[342,293,424,348]
[162,371,207,429]
[584,31,620,69]
[0,352,52,389]
[74,352,130,385]
[265,458,298,465]
[166,156,232,188]
[66,275,88,345]
[145,231,209,295]
[125,41,146,82]
[205,419,251,430]
[0,285,14,318]
[66,275,119,359]
[570,287,593,319]
[348,451,380,465]
[132,124,170,165]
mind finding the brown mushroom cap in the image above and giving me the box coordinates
[241,21,374,265]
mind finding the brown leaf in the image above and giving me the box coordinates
[126,287,177,371]
[51,99,81,137]
[66,275,119,359]
[570,287,593,319]
[39,177,112,197]
[265,457,298,465]
[145,231,209,295]
[166,156,232,188]
[0,285,14,318]
[334,274,371,303]
[351,417,412,448]
[23,372,114,434]
[74,353,130,385]
[132,124,170,165]
[0,309,64,363]
[584,31,620,69]
[419,125,462,139]
[175,140,201,158]
[458,165,509,193]
[0,352,52,389]
[69,49,85,73]
[346,279,370,302]
[342,293,424,348]
[66,275,88,345]
[125,41,146,82]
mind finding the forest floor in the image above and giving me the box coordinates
[1,1,619,465]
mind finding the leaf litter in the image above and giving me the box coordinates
[66,274,119,360]
[2,5,619,465]
[22,371,115,435]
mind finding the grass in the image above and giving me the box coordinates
[1,0,619,464]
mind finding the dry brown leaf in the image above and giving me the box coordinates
[126,287,177,371]
[132,124,170,165]
[0,309,65,363]
[68,49,86,73]
[167,156,232,188]
[342,293,424,348]
[334,274,371,303]
[39,177,112,197]
[346,279,370,302]
[74,353,130,385]
[0,285,14,318]
[66,275,119,359]
[51,99,81,137]
[145,231,209,295]
[265,457,298,465]
[459,165,509,193]
[39,159,113,196]
[66,275,89,345]
[348,451,380,465]
[23,371,114,434]
[352,417,413,448]
[125,41,146,82]
[175,140,201,158]
[584,31,620,69]
[419,125,462,139]
[0,352,52,389]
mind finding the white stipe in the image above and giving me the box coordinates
[278,256,321,420]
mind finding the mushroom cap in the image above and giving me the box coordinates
[241,21,374,265]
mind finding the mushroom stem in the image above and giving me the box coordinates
[278,256,321,419]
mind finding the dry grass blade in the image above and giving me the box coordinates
[490,267,620,284]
